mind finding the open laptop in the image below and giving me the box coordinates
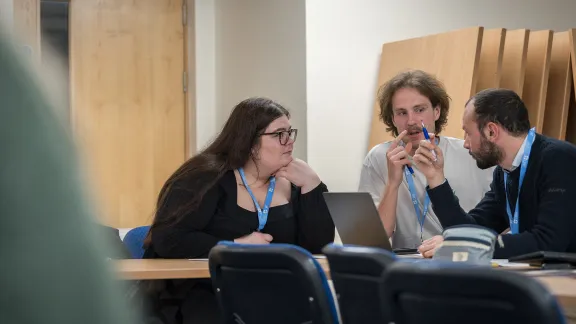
[323,192,418,255]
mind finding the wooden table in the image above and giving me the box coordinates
[114,258,576,321]
[115,259,214,280]
[114,255,540,280]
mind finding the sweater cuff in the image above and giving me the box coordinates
[426,178,455,203]
[301,181,328,197]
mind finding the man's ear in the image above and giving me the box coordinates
[433,105,440,121]
[485,122,498,141]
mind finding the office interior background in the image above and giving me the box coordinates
[2,0,576,238]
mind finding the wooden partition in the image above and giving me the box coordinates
[571,29,576,91]
[367,27,483,150]
[522,30,553,132]
[543,31,572,139]
[475,28,506,92]
[369,26,576,151]
[500,29,530,96]
[568,29,576,144]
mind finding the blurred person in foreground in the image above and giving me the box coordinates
[0,28,137,323]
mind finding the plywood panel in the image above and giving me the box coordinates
[542,31,572,140]
[368,27,482,150]
[567,29,576,145]
[522,30,553,132]
[475,28,506,92]
[70,0,186,228]
[500,29,529,96]
[571,28,576,111]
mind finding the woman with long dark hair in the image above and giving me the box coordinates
[143,97,335,323]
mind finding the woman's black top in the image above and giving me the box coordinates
[145,169,335,259]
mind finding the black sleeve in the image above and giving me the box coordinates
[426,168,509,233]
[151,182,225,259]
[295,182,335,254]
[495,152,576,258]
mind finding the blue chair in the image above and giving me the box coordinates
[209,242,339,324]
[322,244,396,324]
[381,261,566,324]
[122,225,150,259]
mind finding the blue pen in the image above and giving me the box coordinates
[406,165,415,177]
[421,121,437,161]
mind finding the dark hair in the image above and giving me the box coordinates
[378,70,451,136]
[468,88,531,136]
[145,97,289,245]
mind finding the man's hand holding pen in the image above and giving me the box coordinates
[413,132,446,189]
[386,130,414,188]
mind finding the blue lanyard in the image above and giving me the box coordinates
[503,127,536,234]
[404,168,430,242]
[238,168,276,231]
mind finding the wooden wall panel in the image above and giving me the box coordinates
[542,31,572,140]
[500,29,529,96]
[522,30,553,132]
[475,28,506,92]
[571,28,576,109]
[368,27,483,150]
[567,29,576,144]
[70,0,187,228]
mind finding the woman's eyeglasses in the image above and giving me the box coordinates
[260,129,298,145]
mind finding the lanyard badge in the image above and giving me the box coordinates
[402,136,437,243]
[238,168,276,231]
[404,168,430,243]
[503,127,536,234]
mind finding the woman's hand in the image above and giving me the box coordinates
[234,232,273,244]
[275,158,321,193]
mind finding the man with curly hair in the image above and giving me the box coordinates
[358,70,494,257]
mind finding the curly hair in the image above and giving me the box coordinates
[378,70,451,137]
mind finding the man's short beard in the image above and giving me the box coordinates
[470,135,502,170]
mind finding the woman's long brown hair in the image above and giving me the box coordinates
[144,97,290,246]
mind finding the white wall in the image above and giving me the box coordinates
[193,0,218,152]
[214,0,308,160]
[305,0,576,191]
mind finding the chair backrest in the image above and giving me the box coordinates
[95,224,132,259]
[381,261,566,324]
[322,244,396,324]
[122,226,150,259]
[209,242,339,324]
